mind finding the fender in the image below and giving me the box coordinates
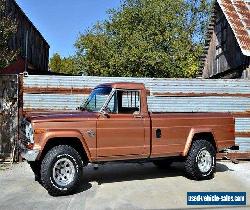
[37,129,92,161]
[182,128,217,156]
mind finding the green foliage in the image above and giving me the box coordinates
[74,0,211,78]
[0,0,17,69]
[49,53,79,75]
[49,53,61,73]
[51,0,211,77]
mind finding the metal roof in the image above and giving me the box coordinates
[218,0,250,56]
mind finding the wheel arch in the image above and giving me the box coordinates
[183,128,217,156]
[38,137,90,164]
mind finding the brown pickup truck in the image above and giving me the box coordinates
[19,82,235,196]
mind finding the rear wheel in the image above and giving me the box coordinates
[41,145,83,196]
[185,139,216,180]
[153,159,173,169]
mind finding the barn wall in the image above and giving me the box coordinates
[2,0,49,73]
[203,31,217,78]
[202,4,249,79]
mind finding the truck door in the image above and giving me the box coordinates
[97,89,149,159]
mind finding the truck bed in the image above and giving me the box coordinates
[149,112,235,158]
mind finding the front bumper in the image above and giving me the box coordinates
[19,143,40,161]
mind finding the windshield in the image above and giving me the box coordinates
[81,87,112,112]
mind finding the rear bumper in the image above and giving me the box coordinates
[217,140,235,152]
[18,143,40,161]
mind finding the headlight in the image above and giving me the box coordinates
[25,123,34,143]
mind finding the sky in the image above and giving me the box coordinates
[15,0,121,58]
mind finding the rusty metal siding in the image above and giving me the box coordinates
[23,94,250,113]
[236,138,250,152]
[236,118,250,133]
[147,97,250,113]
[23,94,86,111]
[23,75,250,95]
[22,75,250,152]
[0,75,18,162]
[235,118,250,151]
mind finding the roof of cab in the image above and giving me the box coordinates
[95,82,145,90]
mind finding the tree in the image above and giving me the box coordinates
[49,53,62,73]
[74,0,212,78]
[60,56,78,75]
[0,0,17,69]
[49,53,79,75]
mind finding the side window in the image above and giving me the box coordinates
[106,92,117,113]
[118,90,140,114]
[105,90,141,114]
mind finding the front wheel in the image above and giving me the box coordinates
[41,145,83,196]
[185,139,216,180]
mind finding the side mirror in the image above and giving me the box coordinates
[133,111,143,118]
[133,111,140,115]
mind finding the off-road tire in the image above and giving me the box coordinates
[185,139,216,180]
[41,145,83,196]
[153,159,173,169]
[28,161,41,182]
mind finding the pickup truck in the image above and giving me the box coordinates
[19,82,235,196]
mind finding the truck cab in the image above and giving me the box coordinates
[85,83,150,160]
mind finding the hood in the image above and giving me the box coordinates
[25,111,98,123]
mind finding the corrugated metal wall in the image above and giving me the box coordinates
[22,75,250,153]
[0,75,19,162]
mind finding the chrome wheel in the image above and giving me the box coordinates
[197,149,212,173]
[52,158,76,186]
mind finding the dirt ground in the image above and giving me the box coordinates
[0,160,249,210]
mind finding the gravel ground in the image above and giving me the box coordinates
[0,160,249,210]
